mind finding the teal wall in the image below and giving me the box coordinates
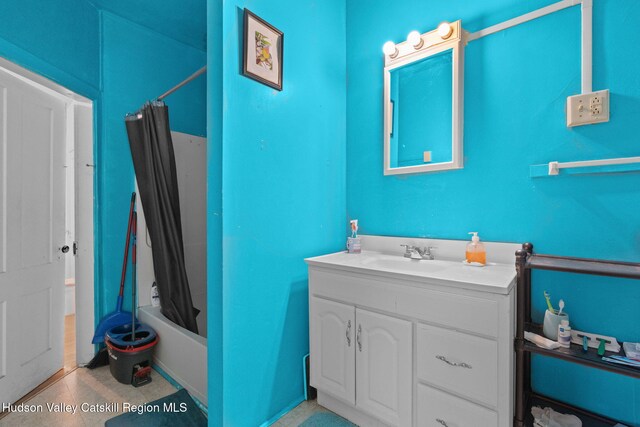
[346,0,640,424]
[0,3,206,333]
[0,0,100,97]
[207,0,223,425]
[89,0,207,51]
[219,1,346,425]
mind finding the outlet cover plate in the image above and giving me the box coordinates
[566,89,610,127]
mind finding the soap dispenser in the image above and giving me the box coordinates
[465,232,486,265]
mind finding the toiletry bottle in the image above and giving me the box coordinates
[557,319,572,348]
[347,220,361,254]
[151,282,160,307]
[465,232,486,265]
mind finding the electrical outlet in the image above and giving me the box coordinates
[566,90,610,127]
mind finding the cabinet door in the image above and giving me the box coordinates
[310,297,355,404]
[355,308,412,427]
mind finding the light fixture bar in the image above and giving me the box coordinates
[383,21,462,66]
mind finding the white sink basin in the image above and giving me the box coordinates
[360,254,449,273]
[305,247,518,294]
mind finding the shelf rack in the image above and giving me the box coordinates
[515,243,640,427]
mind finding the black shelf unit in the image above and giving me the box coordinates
[515,243,640,427]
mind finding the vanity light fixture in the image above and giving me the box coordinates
[437,21,453,39]
[384,21,460,64]
[382,41,399,58]
[407,30,424,49]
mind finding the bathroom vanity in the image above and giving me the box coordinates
[306,236,520,427]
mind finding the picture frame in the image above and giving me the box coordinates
[243,9,284,91]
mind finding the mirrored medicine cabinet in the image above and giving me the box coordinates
[383,20,465,175]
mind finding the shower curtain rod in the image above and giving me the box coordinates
[157,66,207,101]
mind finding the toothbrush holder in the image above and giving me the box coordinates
[543,309,569,341]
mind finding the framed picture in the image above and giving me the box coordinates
[243,9,283,91]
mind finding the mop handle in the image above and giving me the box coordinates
[132,211,137,342]
[118,193,136,301]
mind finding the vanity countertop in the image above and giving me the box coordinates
[305,250,517,295]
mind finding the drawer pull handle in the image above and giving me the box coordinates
[346,320,352,347]
[357,324,362,352]
[436,355,472,369]
[436,419,449,427]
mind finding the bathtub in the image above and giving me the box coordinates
[138,305,207,405]
[134,131,208,406]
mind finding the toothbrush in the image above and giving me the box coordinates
[578,334,588,353]
[544,291,555,313]
[557,299,565,316]
[597,338,607,356]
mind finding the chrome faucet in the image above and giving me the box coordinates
[400,244,436,260]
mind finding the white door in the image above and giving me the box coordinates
[0,68,67,404]
[310,297,355,404]
[73,103,95,365]
[355,308,412,427]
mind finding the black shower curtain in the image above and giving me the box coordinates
[125,101,199,334]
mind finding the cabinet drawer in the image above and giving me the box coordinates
[417,383,497,427]
[417,323,498,408]
[310,267,501,338]
[396,288,499,338]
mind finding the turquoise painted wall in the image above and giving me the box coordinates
[346,0,640,424]
[207,0,223,425]
[219,1,346,425]
[90,0,207,51]
[99,11,207,318]
[0,0,100,97]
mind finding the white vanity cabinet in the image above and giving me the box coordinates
[355,308,412,427]
[310,297,412,427]
[307,237,518,427]
[310,298,356,404]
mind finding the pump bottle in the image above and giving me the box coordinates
[465,232,486,265]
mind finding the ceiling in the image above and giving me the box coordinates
[88,0,207,51]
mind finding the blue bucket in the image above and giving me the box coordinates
[105,322,157,348]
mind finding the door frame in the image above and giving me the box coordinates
[0,57,95,366]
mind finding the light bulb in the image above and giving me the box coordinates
[407,31,424,49]
[382,41,398,58]
[437,22,453,39]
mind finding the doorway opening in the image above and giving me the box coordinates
[0,57,95,408]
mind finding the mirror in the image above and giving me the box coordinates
[383,21,464,175]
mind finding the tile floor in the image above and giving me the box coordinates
[272,399,332,426]
[0,366,177,426]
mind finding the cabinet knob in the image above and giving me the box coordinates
[436,355,472,369]
[436,419,449,427]
[357,324,362,352]
[346,320,351,347]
